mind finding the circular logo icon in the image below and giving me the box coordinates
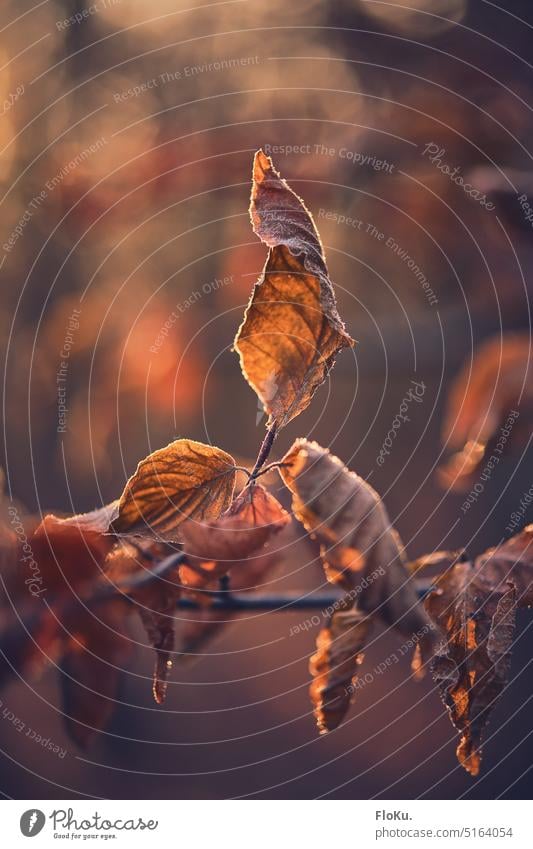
[20,810,46,837]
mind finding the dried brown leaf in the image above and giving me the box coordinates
[26,519,134,744]
[0,513,117,695]
[111,439,237,542]
[179,483,289,590]
[176,517,301,661]
[1,513,178,737]
[62,501,120,533]
[280,439,434,647]
[425,559,517,776]
[105,541,182,704]
[439,334,532,490]
[475,525,533,607]
[135,589,177,706]
[234,150,354,428]
[310,605,372,733]
[410,526,533,774]
[30,513,116,594]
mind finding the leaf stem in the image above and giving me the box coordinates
[232,465,253,481]
[255,461,290,478]
[250,421,278,479]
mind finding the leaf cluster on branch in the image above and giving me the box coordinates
[1,152,532,776]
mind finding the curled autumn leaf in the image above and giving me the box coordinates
[439,334,532,490]
[30,513,116,594]
[234,150,354,428]
[111,439,237,542]
[179,483,290,590]
[425,564,514,776]
[0,513,132,745]
[1,506,187,737]
[104,541,182,705]
[280,440,435,733]
[310,604,372,733]
[423,526,533,775]
[279,439,434,644]
[176,516,304,662]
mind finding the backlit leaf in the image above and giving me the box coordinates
[425,563,514,775]
[29,514,116,596]
[105,541,182,705]
[280,439,434,646]
[0,513,118,711]
[62,501,120,533]
[310,604,372,733]
[111,439,237,542]
[179,483,289,590]
[439,334,531,490]
[423,527,533,774]
[234,150,354,428]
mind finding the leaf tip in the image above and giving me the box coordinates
[459,744,481,776]
[253,148,273,179]
[153,657,173,705]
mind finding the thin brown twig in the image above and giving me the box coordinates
[250,421,279,479]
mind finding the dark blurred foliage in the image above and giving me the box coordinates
[1,0,532,799]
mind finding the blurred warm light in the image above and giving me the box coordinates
[357,0,468,37]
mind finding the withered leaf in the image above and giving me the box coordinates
[475,524,533,607]
[111,439,237,542]
[62,500,120,533]
[179,483,289,590]
[177,516,302,662]
[0,513,117,696]
[407,549,466,680]
[424,560,517,776]
[310,604,372,733]
[439,334,532,490]
[29,513,116,595]
[1,509,179,737]
[227,481,290,528]
[422,527,533,775]
[280,439,434,648]
[22,517,132,744]
[234,150,354,428]
[105,541,182,705]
